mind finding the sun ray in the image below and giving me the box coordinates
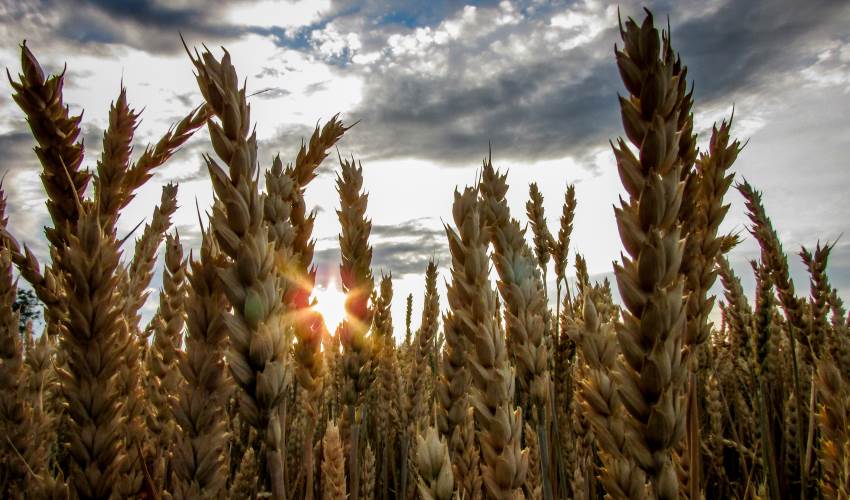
[311,278,348,331]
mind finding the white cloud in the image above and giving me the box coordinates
[800,40,850,92]
[550,0,617,51]
[311,22,362,59]
[225,0,331,30]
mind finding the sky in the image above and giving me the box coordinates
[0,0,848,338]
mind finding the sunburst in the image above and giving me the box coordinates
[311,279,347,331]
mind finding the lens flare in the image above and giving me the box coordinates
[311,280,347,330]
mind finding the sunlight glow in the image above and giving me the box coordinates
[312,280,348,331]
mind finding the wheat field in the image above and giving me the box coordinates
[0,9,847,500]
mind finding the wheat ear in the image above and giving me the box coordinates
[322,422,348,500]
[170,229,231,499]
[123,104,209,204]
[448,185,528,499]
[610,11,691,499]
[7,41,88,250]
[144,231,188,486]
[526,182,553,297]
[417,426,455,500]
[93,86,140,233]
[55,203,128,499]
[188,44,291,498]
[0,247,45,495]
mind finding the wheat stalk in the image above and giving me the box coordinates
[447,185,528,499]
[188,44,291,498]
[54,204,128,499]
[7,41,88,251]
[170,229,231,498]
[610,11,691,499]
[335,155,375,500]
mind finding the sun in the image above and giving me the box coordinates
[311,280,348,331]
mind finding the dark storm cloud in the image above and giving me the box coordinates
[0,129,37,176]
[317,0,850,165]
[0,0,248,55]
[349,58,620,164]
[371,219,444,241]
[81,0,210,29]
[313,217,447,278]
[313,239,446,279]
[667,0,850,104]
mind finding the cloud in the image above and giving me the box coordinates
[313,216,447,281]
[670,0,850,104]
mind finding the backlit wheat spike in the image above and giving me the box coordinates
[144,231,187,485]
[526,182,553,294]
[372,273,402,498]
[289,114,349,188]
[682,118,741,348]
[265,152,325,499]
[8,42,88,250]
[550,183,576,340]
[335,154,375,500]
[447,185,528,499]
[123,103,209,206]
[410,260,439,428]
[717,256,753,365]
[284,115,349,308]
[123,183,179,329]
[480,159,550,410]
[416,426,454,500]
[751,259,784,498]
[404,292,414,346]
[0,248,47,496]
[479,158,551,498]
[114,183,179,495]
[738,181,812,359]
[170,229,231,499]
[94,86,140,233]
[572,298,647,499]
[188,44,291,498]
[264,155,298,261]
[435,187,474,467]
[0,189,53,497]
[55,203,128,499]
[337,156,375,407]
[610,11,690,499]
[322,422,348,500]
[801,243,838,366]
